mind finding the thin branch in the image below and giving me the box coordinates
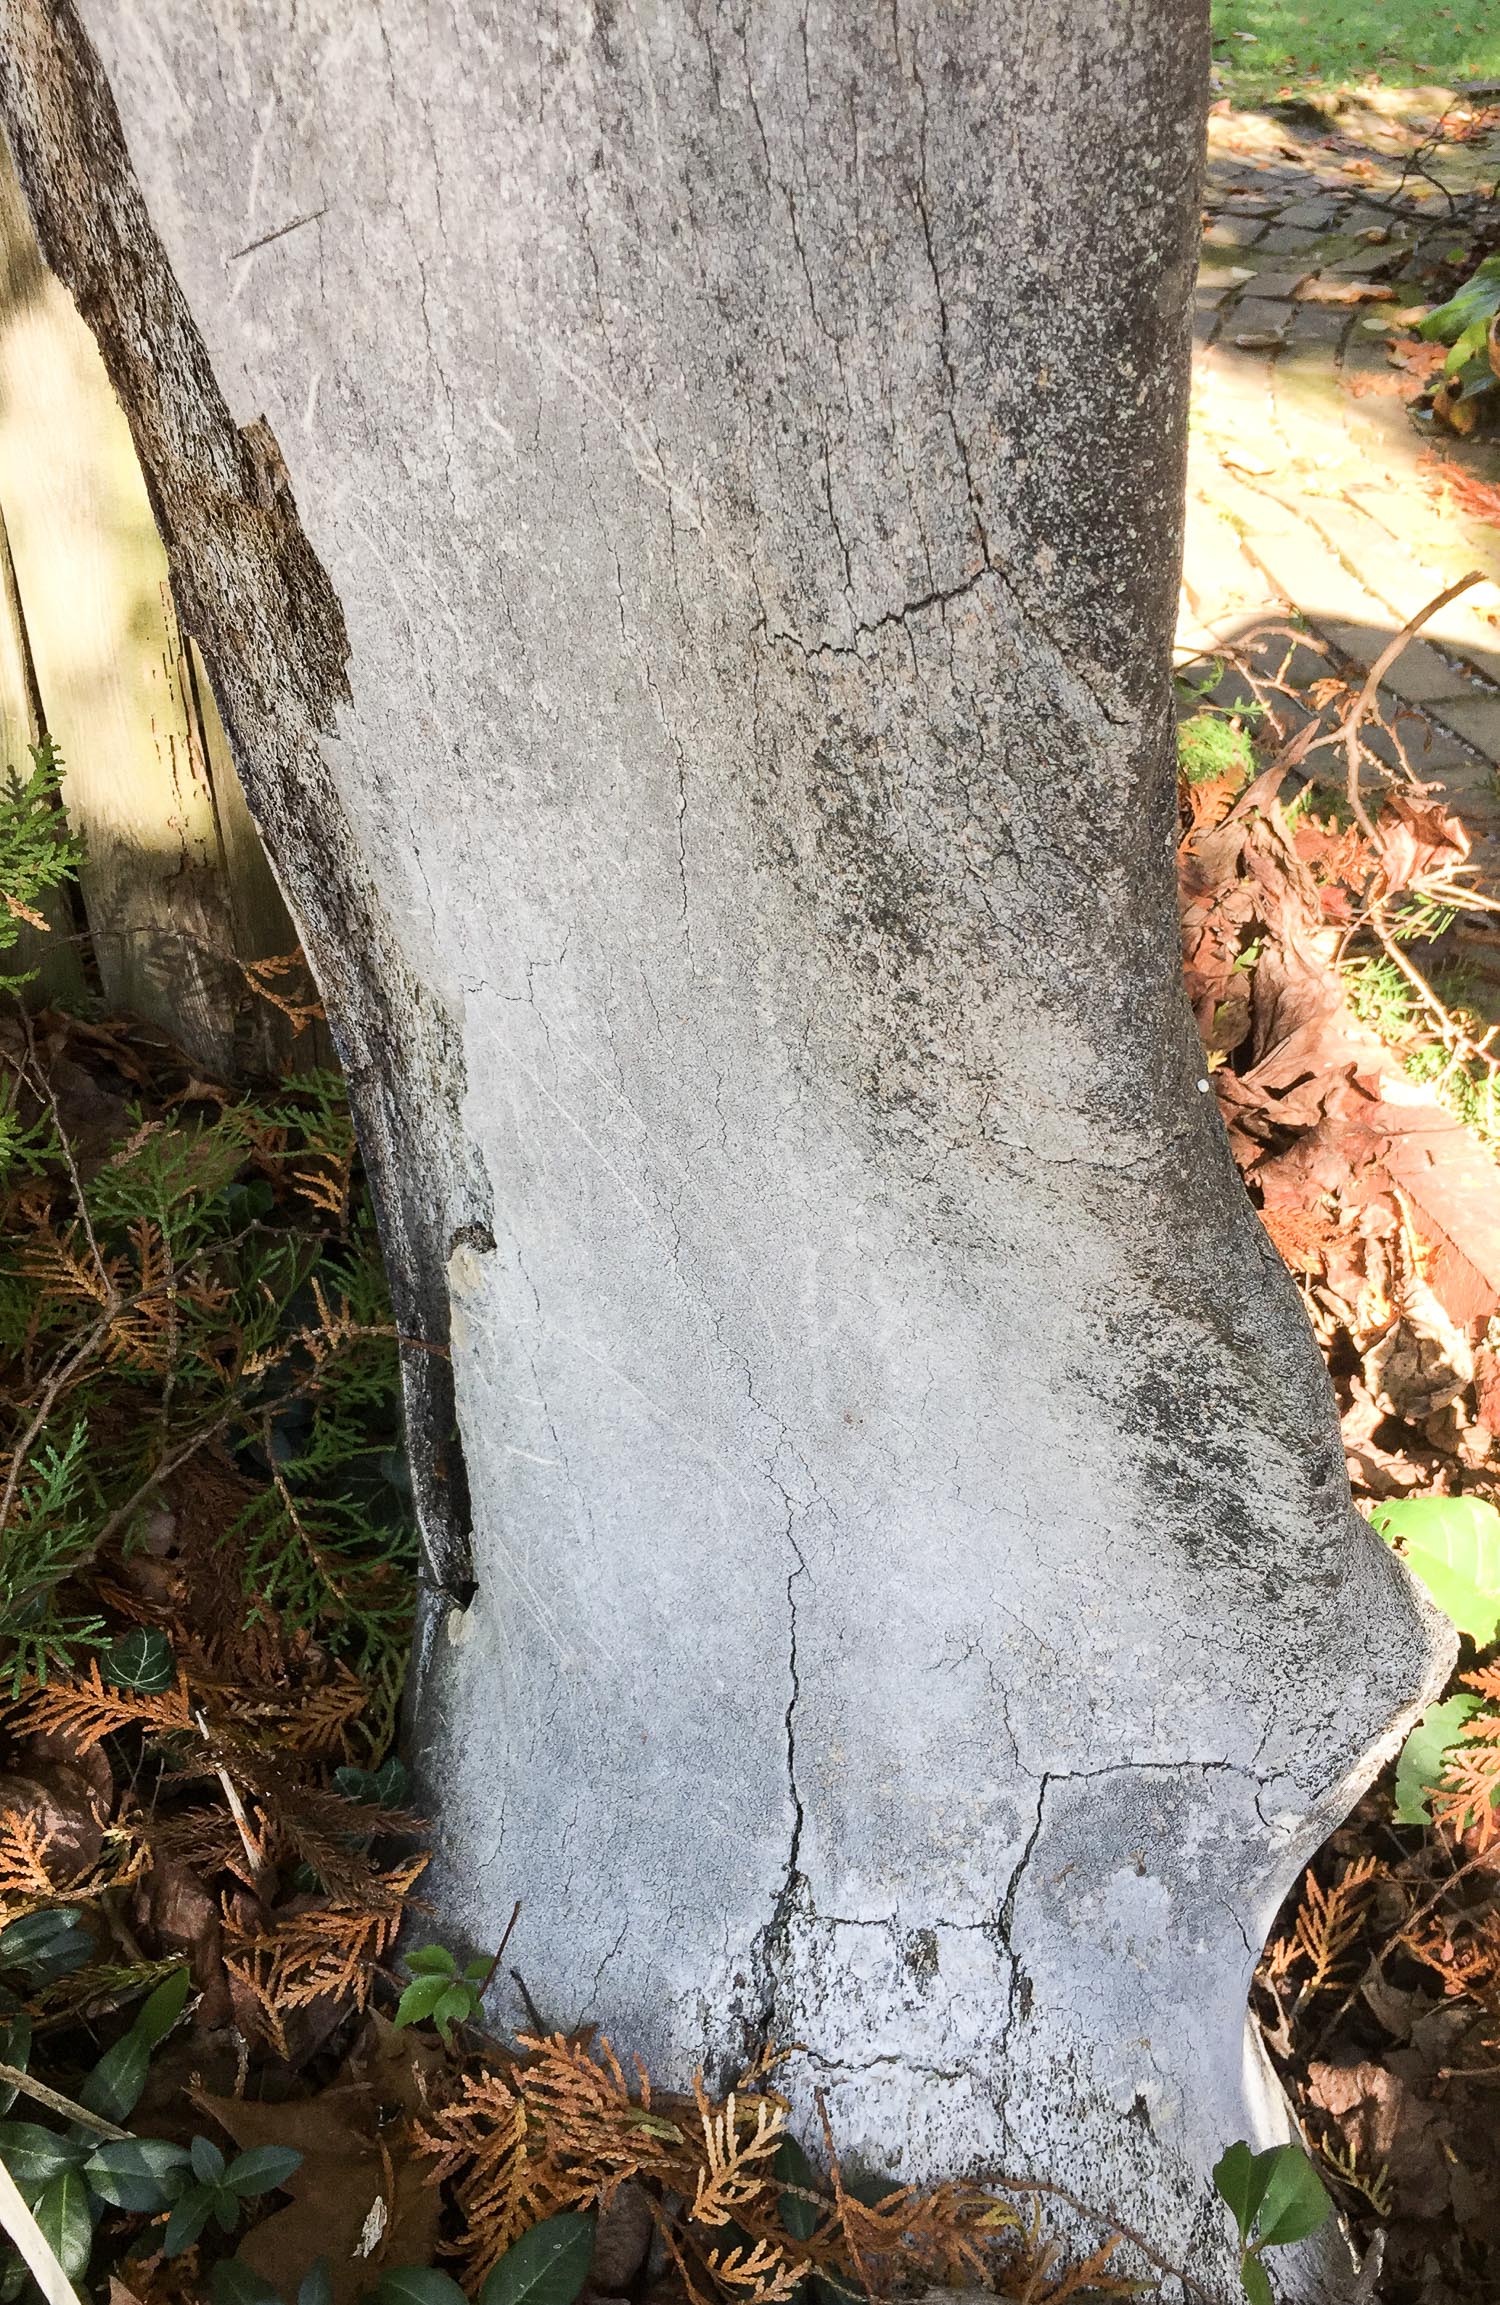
[0,2058,129,2140]
[1343,571,1486,839]
[0,1313,110,1540]
[194,1706,269,1888]
[993,2171,1214,2305]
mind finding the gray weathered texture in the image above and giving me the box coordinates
[0,0,1451,2288]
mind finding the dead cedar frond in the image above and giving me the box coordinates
[222,1853,427,2014]
[15,1657,194,1750]
[703,2238,808,2303]
[1403,1899,1500,2005]
[0,1809,60,1896]
[423,2037,1047,2301]
[690,2075,788,2227]
[240,949,325,1038]
[21,1223,118,1308]
[143,1804,251,1879]
[0,1814,145,1911]
[99,1220,178,1370]
[1292,1855,1379,1997]
[222,1944,293,2059]
[1431,1672,1500,1845]
[1030,2232,1127,2303]
[239,1666,372,1757]
[190,1740,421,1902]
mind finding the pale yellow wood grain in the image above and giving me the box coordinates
[0,499,85,1004]
[0,138,267,1070]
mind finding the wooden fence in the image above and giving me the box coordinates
[0,138,324,1081]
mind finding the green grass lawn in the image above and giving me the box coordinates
[1211,0,1500,105]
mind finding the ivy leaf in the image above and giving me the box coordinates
[34,2169,92,2281]
[478,2212,598,2305]
[101,1626,175,1692]
[1393,1694,1481,1826]
[1370,1495,1500,1641]
[298,2261,333,2305]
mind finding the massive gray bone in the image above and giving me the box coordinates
[0,0,1449,2289]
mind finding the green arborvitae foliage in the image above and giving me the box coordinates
[0,748,417,1731]
[0,1070,417,1712]
[0,739,83,997]
[1176,701,1257,789]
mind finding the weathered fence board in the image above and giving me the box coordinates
[0,132,314,1076]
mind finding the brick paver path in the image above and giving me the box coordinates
[1181,87,1500,909]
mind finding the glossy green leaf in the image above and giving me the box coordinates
[210,2261,284,2305]
[34,2169,92,2281]
[1212,2141,1281,2245]
[192,2134,227,2184]
[1253,2143,1330,2250]
[0,2016,31,2117]
[0,1908,91,1986]
[478,2212,597,2305]
[1240,2254,1273,2305]
[101,1626,175,1692]
[1393,1693,1481,1825]
[83,2136,193,2212]
[164,2186,218,2258]
[1370,1495,1500,1641]
[0,2121,89,2194]
[134,1964,191,2047]
[773,2134,820,2242]
[298,2260,333,2305]
[80,2028,151,2124]
[370,2271,470,2304]
[401,1945,458,1978]
[393,1974,458,2028]
[227,2144,303,2197]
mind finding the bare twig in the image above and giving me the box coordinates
[475,1899,523,2001]
[993,2169,1213,2305]
[194,1705,269,1887]
[0,2058,130,2140]
[0,1312,111,1540]
[1343,571,1486,838]
[15,1011,112,1302]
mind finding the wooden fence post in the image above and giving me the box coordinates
[0,130,315,1076]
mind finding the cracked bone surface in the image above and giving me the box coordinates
[0,0,1450,2288]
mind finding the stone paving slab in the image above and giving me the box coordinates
[1180,86,1500,885]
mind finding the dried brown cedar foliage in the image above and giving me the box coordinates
[418,2032,1113,2305]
